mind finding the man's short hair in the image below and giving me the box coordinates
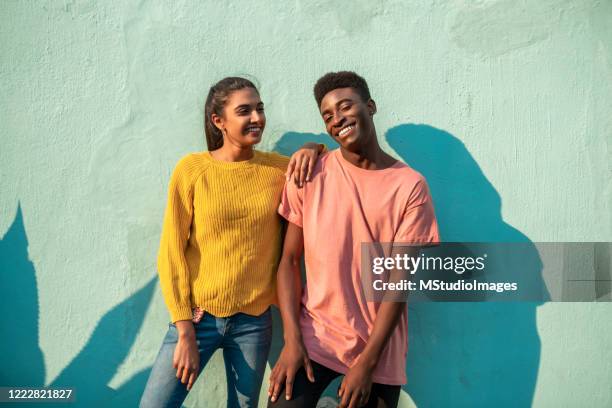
[313,71,371,107]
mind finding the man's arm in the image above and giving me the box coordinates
[276,222,304,341]
[339,246,419,408]
[268,222,315,402]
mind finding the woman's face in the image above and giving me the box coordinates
[213,87,265,148]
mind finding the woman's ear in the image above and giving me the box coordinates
[367,99,377,116]
[211,113,224,131]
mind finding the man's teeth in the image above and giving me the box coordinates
[338,125,354,137]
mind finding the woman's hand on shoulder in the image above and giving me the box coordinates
[286,143,324,187]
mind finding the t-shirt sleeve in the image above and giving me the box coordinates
[395,177,440,245]
[278,179,304,227]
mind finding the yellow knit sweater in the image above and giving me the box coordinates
[158,150,290,322]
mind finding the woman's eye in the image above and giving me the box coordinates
[257,107,265,113]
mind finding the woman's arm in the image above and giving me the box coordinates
[157,156,200,390]
[158,157,196,323]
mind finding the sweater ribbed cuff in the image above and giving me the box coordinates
[170,306,193,323]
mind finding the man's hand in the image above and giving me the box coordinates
[268,341,315,402]
[173,320,200,391]
[338,361,374,408]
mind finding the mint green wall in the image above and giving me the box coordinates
[1,1,610,407]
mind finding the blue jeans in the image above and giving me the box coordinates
[140,308,272,408]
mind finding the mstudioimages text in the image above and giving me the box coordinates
[373,279,519,293]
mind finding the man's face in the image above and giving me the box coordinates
[319,87,376,150]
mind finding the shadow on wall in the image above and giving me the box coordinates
[387,124,545,407]
[274,132,339,157]
[0,204,155,407]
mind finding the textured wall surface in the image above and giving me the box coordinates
[1,0,611,407]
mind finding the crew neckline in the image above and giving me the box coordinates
[203,150,261,168]
[333,149,403,175]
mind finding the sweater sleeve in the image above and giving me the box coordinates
[157,155,197,323]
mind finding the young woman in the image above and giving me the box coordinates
[140,77,324,408]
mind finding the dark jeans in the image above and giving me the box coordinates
[267,360,400,408]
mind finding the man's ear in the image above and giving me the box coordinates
[211,113,224,131]
[367,99,377,116]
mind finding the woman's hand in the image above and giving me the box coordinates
[173,320,200,391]
[286,143,324,187]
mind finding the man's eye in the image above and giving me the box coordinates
[257,107,265,113]
[324,116,332,123]
[340,104,351,111]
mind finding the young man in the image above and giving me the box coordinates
[268,72,439,408]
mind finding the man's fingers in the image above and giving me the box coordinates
[304,358,315,382]
[339,386,351,408]
[268,366,280,396]
[268,370,275,396]
[271,380,282,402]
[360,391,370,407]
[285,371,295,400]
[270,369,285,402]
[348,391,360,408]
[175,366,183,379]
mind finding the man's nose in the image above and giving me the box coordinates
[332,112,345,128]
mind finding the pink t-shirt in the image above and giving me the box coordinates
[278,149,440,385]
